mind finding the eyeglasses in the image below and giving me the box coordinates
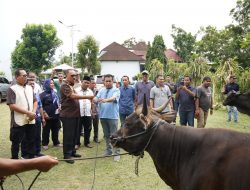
[71,75,77,77]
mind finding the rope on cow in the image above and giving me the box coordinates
[134,119,161,176]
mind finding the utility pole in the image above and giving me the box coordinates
[58,20,80,68]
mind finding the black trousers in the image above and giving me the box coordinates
[76,116,92,146]
[42,119,60,146]
[92,115,99,141]
[35,118,42,154]
[10,124,36,159]
[22,118,42,157]
[61,117,78,158]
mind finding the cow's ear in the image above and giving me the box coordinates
[142,94,148,116]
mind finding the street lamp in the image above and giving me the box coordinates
[58,20,80,68]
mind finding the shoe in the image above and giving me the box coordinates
[43,145,49,150]
[75,145,80,150]
[54,144,63,147]
[72,153,81,158]
[114,155,120,162]
[94,139,100,143]
[104,151,112,156]
[227,119,231,122]
[234,120,238,123]
[64,159,75,164]
[84,144,93,148]
[21,155,29,159]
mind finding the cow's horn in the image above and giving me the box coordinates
[142,93,148,116]
[153,97,172,113]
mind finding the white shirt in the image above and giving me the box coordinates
[34,83,43,94]
[78,88,93,117]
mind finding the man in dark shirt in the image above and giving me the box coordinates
[195,76,213,128]
[119,76,135,127]
[60,69,94,164]
[222,76,240,123]
[176,76,196,127]
[135,70,154,108]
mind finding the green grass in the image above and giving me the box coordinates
[0,102,250,190]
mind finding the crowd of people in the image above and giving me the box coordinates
[5,68,239,165]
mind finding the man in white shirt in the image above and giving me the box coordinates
[76,76,94,148]
[27,72,43,94]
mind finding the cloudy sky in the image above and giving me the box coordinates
[0,0,237,79]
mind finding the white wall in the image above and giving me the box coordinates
[100,61,140,81]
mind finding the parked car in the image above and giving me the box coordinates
[94,75,117,91]
[95,75,104,91]
[0,77,10,103]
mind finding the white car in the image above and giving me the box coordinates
[94,75,118,91]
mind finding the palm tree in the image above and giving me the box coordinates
[187,55,210,86]
[146,59,164,81]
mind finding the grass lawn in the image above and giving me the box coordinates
[0,102,250,190]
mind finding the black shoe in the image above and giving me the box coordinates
[94,139,100,143]
[65,159,75,164]
[72,153,81,158]
[84,144,93,148]
[64,157,75,164]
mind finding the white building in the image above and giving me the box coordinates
[99,42,145,81]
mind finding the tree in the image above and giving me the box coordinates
[230,0,250,30]
[145,41,152,68]
[76,35,100,75]
[146,59,164,81]
[11,24,62,75]
[186,55,210,86]
[122,37,137,48]
[171,25,196,63]
[166,59,188,82]
[196,25,248,68]
[146,35,167,71]
[230,0,250,68]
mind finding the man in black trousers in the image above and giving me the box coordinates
[89,78,100,143]
[76,76,94,148]
[60,69,93,164]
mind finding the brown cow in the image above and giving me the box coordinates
[111,96,250,190]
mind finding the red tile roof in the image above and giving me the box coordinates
[165,49,182,62]
[132,50,147,60]
[99,42,145,61]
[131,42,147,51]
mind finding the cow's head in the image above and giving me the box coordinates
[111,94,175,156]
[223,91,241,106]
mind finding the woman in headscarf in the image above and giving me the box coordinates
[40,79,62,150]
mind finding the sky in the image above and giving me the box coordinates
[0,0,237,80]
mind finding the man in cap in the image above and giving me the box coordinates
[135,70,154,108]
